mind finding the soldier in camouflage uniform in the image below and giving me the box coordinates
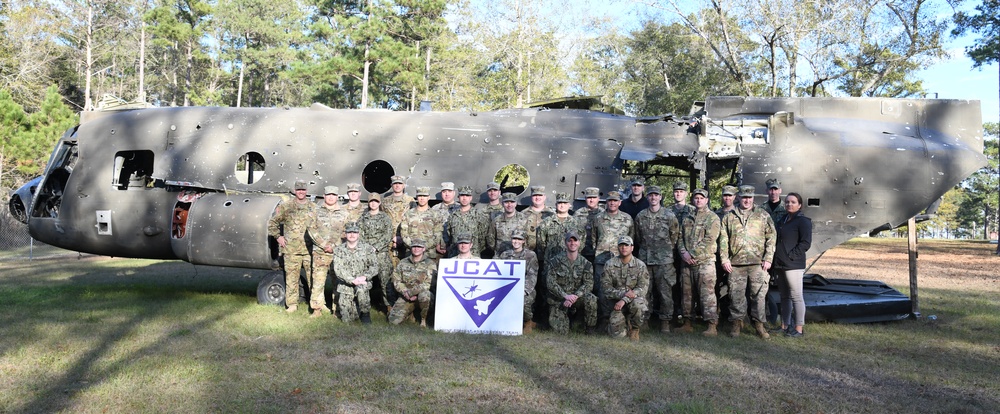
[521,186,555,253]
[476,181,503,219]
[488,192,530,256]
[716,185,738,219]
[670,182,696,321]
[602,236,649,340]
[307,185,351,317]
[634,185,680,333]
[714,184,738,320]
[677,188,722,336]
[358,192,395,310]
[546,232,597,334]
[719,185,776,339]
[574,187,604,264]
[343,183,365,224]
[382,175,414,262]
[497,229,539,333]
[389,239,437,327]
[537,192,585,265]
[400,186,446,260]
[432,182,458,213]
[593,190,634,325]
[445,185,489,257]
[760,179,787,223]
[267,180,317,313]
[452,233,480,259]
[333,224,378,323]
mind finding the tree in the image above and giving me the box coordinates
[0,1,73,111]
[954,122,998,240]
[0,85,76,192]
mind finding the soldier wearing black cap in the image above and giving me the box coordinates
[620,179,650,219]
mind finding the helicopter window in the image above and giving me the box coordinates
[112,150,154,190]
[494,164,530,196]
[808,198,820,207]
[235,152,266,185]
[362,160,394,194]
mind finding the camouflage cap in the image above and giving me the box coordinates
[630,179,644,187]
[324,185,339,195]
[647,186,662,195]
[721,185,737,196]
[617,235,634,246]
[346,183,361,193]
[766,178,781,189]
[584,187,600,198]
[606,191,622,201]
[391,175,406,184]
[486,181,501,191]
[410,238,426,248]
[511,229,526,240]
[294,180,308,191]
[502,192,518,202]
[673,181,688,191]
[456,233,472,244]
[416,186,431,197]
[692,188,709,198]
[564,231,580,242]
[739,185,756,197]
[440,182,455,192]
[368,193,382,202]
[345,223,360,233]
[555,192,571,203]
[530,186,546,196]
[457,185,474,196]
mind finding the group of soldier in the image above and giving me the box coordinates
[267,174,789,341]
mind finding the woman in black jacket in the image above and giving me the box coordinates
[773,192,812,337]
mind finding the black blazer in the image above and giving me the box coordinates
[773,213,812,270]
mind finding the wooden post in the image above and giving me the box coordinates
[907,216,920,318]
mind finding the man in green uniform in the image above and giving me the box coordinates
[546,232,597,334]
[602,236,649,340]
[719,185,776,339]
[307,185,350,318]
[677,188,722,336]
[634,185,680,333]
[333,223,378,324]
[389,239,437,327]
[267,180,317,313]
[497,229,539,333]
[358,192,395,311]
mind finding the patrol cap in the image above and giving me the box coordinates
[502,192,518,202]
[456,233,472,244]
[692,188,709,198]
[345,223,360,233]
[721,185,737,196]
[324,185,339,195]
[346,183,360,193]
[606,191,622,201]
[617,236,634,246]
[511,229,526,240]
[631,179,644,187]
[647,186,662,195]
[416,186,431,197]
[530,186,545,196]
[486,181,500,191]
[739,185,756,197]
[457,185,474,196]
[410,238,426,248]
[391,175,405,184]
[564,231,580,242]
[555,192,571,203]
[584,187,600,198]
[673,181,688,191]
[294,180,308,191]
[440,182,455,192]
[766,178,781,189]
[368,193,381,202]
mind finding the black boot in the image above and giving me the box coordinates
[360,313,372,325]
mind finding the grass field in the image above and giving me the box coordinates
[1,238,998,413]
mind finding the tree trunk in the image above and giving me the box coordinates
[84,5,94,111]
[362,43,370,109]
[138,19,145,102]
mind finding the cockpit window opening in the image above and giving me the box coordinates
[112,150,154,190]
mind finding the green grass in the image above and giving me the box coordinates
[1,241,998,413]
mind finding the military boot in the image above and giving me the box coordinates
[677,319,694,333]
[523,320,536,334]
[285,304,297,313]
[703,322,718,337]
[628,328,640,341]
[660,321,671,334]
[729,319,743,337]
[310,309,323,318]
[754,321,770,339]
[360,313,372,325]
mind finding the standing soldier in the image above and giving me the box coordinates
[333,224,378,324]
[267,180,317,313]
[716,185,738,219]
[432,182,458,213]
[634,185,680,333]
[521,186,554,254]
[574,187,604,264]
[602,236,649,340]
[488,192,530,256]
[307,185,350,318]
[714,184,738,319]
[389,239,437,327]
[719,185,776,339]
[620,179,650,219]
[400,186,446,259]
[593,190,634,327]
[670,181,696,320]
[343,183,365,224]
[677,188,722,336]
[476,181,503,219]
[760,179,786,223]
[546,232,597,334]
[537,192,584,264]
[358,192,395,312]
[445,185,489,257]
[497,229,539,333]
[382,175,414,263]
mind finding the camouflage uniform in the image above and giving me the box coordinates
[719,205,776,323]
[308,202,350,313]
[267,197,317,307]
[497,247,539,323]
[546,253,597,333]
[634,206,680,322]
[522,207,554,252]
[381,190,414,261]
[593,210,635,266]
[389,253,437,325]
[602,254,650,337]
[677,204,721,323]
[574,206,604,260]
[760,201,787,224]
[343,202,365,224]
[400,208,445,259]
[358,209,395,307]
[333,240,378,322]
[477,203,503,221]
[446,208,490,257]
[537,215,585,265]
[489,212,530,256]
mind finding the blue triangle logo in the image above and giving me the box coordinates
[441,276,519,327]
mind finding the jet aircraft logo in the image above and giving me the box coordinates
[441,276,519,327]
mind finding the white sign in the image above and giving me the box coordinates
[434,259,525,335]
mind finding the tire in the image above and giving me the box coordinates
[257,271,287,306]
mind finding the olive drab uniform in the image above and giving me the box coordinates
[719,205,776,324]
[602,254,650,337]
[546,254,597,334]
[357,209,395,308]
[267,197,317,308]
[574,206,604,261]
[522,207,554,253]
[677,204,721,323]
[497,247,539,323]
[389,253,437,325]
[634,207,680,322]
[381,190,414,260]
[332,240,378,322]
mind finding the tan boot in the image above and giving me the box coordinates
[285,304,297,313]
[677,319,693,333]
[628,328,640,341]
[523,320,536,334]
[754,321,771,339]
[660,322,671,334]
[309,309,323,318]
[703,322,718,337]
[729,319,743,337]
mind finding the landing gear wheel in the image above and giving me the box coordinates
[257,271,286,306]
